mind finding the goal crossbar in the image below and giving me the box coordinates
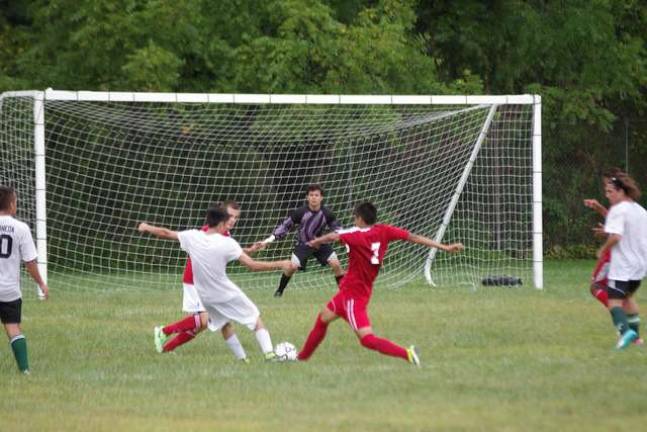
[2,90,537,105]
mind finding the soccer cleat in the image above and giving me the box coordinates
[22,369,30,376]
[264,351,279,362]
[633,337,644,346]
[407,345,421,367]
[615,329,638,350]
[240,357,251,364]
[273,288,284,298]
[154,326,169,353]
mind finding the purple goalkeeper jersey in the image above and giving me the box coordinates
[272,205,341,244]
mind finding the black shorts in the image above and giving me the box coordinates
[607,280,641,300]
[292,242,337,271]
[0,298,22,324]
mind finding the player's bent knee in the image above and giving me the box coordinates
[590,286,599,297]
[320,308,337,323]
[355,327,373,340]
[253,317,265,331]
[198,312,209,329]
[4,324,22,339]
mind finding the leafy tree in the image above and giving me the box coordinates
[0,0,645,253]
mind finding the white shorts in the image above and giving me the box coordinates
[182,284,220,332]
[182,283,206,313]
[204,292,261,332]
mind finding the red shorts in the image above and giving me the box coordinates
[592,249,611,288]
[326,291,371,331]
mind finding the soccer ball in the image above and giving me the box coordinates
[274,341,298,362]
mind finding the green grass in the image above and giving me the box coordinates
[2,260,647,431]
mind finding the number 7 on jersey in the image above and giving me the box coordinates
[370,242,381,264]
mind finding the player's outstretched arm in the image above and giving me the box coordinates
[264,208,305,246]
[138,222,179,240]
[249,235,276,252]
[24,259,49,299]
[269,213,297,244]
[238,252,295,273]
[307,232,340,249]
[583,199,608,217]
[407,233,464,253]
[242,241,268,254]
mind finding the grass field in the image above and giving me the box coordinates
[2,260,647,431]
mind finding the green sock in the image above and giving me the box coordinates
[627,314,640,337]
[10,335,29,372]
[610,307,630,335]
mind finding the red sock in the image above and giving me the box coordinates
[297,315,329,361]
[163,314,200,335]
[592,288,609,307]
[163,330,196,352]
[360,334,408,361]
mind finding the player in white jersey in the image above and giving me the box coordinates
[164,200,266,359]
[598,173,647,349]
[138,206,295,360]
[0,186,49,374]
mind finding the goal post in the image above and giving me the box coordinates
[532,95,543,289]
[0,90,542,293]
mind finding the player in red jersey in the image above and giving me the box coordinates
[584,197,611,307]
[297,202,464,366]
[158,200,265,359]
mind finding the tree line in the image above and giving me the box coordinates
[1,0,645,256]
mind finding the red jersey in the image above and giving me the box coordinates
[592,248,611,287]
[182,225,230,284]
[338,224,409,300]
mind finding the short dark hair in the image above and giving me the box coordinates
[210,200,240,211]
[205,206,230,227]
[222,200,240,211]
[306,184,323,195]
[353,202,377,225]
[0,186,16,211]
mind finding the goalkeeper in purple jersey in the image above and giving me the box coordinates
[263,184,345,297]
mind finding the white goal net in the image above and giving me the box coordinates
[0,91,541,293]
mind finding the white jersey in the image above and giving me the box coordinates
[0,215,38,302]
[604,200,647,281]
[177,229,243,304]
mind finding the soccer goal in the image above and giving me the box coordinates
[0,90,542,293]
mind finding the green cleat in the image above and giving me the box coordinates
[407,345,421,367]
[154,326,169,353]
[264,351,279,362]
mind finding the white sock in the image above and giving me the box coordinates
[225,334,247,360]
[254,328,273,354]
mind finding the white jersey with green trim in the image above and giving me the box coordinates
[0,215,38,302]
